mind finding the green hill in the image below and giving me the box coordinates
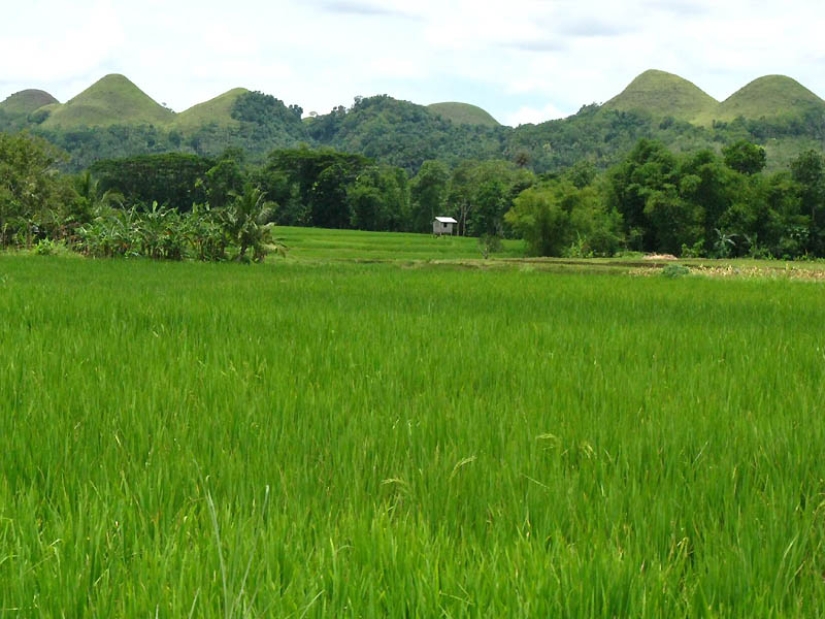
[40,74,174,128]
[428,102,500,127]
[602,69,718,123]
[0,89,59,116]
[172,88,249,132]
[710,75,825,123]
[306,94,506,172]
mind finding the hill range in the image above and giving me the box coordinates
[4,69,824,131]
[603,69,825,126]
[1,70,823,173]
[0,74,505,131]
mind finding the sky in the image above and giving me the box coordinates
[1,0,824,127]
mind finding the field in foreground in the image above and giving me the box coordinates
[1,253,825,617]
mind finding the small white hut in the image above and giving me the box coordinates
[433,216,458,236]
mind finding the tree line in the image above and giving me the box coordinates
[2,130,825,260]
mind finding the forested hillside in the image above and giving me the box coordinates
[2,70,824,175]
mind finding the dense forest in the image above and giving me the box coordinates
[2,71,825,260]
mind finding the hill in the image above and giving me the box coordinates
[710,75,825,123]
[0,89,59,116]
[39,74,174,128]
[602,69,718,123]
[427,102,500,127]
[172,88,249,132]
[305,94,507,172]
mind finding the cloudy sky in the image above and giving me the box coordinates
[1,0,823,126]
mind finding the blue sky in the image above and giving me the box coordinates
[2,0,824,126]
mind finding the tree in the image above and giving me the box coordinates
[264,147,371,228]
[790,149,825,254]
[204,150,247,209]
[91,153,212,211]
[231,91,307,144]
[505,185,572,256]
[506,179,622,257]
[310,163,355,229]
[643,187,702,255]
[606,139,680,252]
[223,185,276,262]
[0,132,74,248]
[471,178,509,237]
[448,160,535,237]
[348,164,410,231]
[678,149,741,254]
[722,140,767,175]
[63,170,124,244]
[410,160,450,232]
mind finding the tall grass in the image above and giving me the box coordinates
[1,255,824,616]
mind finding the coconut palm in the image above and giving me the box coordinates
[223,185,278,262]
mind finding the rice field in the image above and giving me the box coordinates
[1,241,825,617]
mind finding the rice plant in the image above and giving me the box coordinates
[0,255,823,616]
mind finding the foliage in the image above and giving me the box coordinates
[91,153,213,211]
[260,147,372,229]
[506,178,622,257]
[722,140,767,175]
[222,185,277,262]
[0,132,75,248]
[660,263,691,278]
[790,149,825,254]
[2,69,824,181]
[74,196,280,263]
[409,160,451,232]
[447,160,535,237]
[230,90,308,146]
[6,98,825,261]
[348,164,410,232]
[306,94,508,173]
[203,149,248,209]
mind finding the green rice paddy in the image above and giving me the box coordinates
[1,232,824,617]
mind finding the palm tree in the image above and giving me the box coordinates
[224,185,278,262]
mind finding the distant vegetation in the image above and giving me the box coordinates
[2,69,824,175]
[2,70,825,261]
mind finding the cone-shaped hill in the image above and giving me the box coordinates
[601,69,718,123]
[711,75,825,123]
[0,89,59,116]
[39,74,174,128]
[428,102,500,127]
[172,88,249,132]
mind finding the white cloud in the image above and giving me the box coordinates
[367,57,429,80]
[505,103,571,127]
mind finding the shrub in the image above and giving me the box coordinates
[661,263,691,278]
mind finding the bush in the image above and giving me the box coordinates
[33,239,59,256]
[661,264,691,278]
